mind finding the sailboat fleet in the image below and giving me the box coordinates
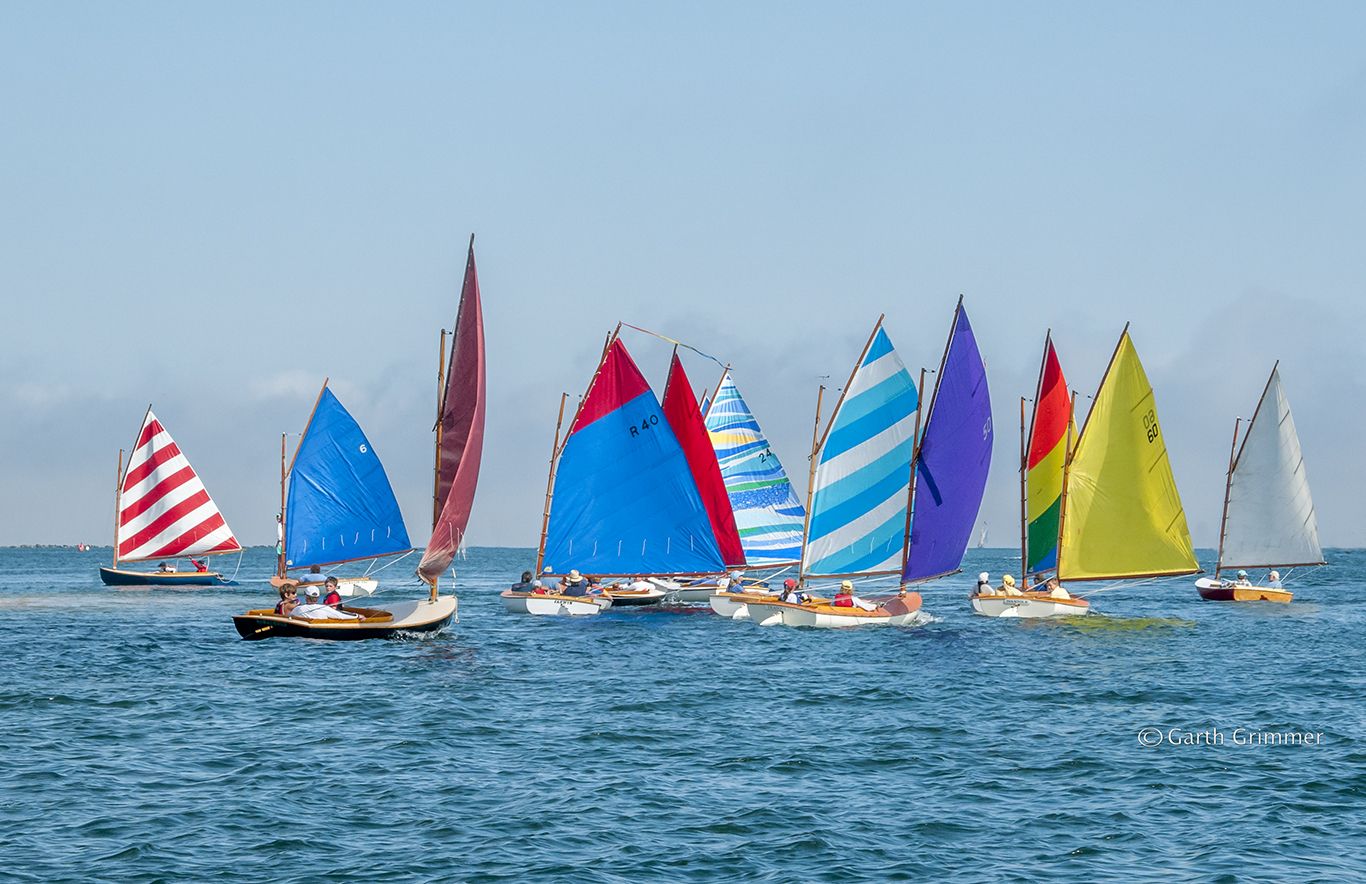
[95,239,1329,636]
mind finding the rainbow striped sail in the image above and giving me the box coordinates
[1024,335,1073,576]
[704,371,806,565]
[803,323,919,577]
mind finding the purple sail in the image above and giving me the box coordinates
[903,302,994,583]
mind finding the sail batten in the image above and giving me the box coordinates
[116,410,242,563]
[1058,332,1198,581]
[804,326,918,578]
[903,302,993,583]
[285,387,412,571]
[419,240,487,583]
[703,371,806,564]
[1218,367,1323,570]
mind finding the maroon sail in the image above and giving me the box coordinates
[661,353,746,567]
[418,238,486,583]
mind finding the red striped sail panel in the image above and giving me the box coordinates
[418,239,487,583]
[117,409,242,563]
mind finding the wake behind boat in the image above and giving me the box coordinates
[99,407,243,587]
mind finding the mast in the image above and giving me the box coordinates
[1214,417,1241,580]
[534,393,570,575]
[112,449,124,568]
[1019,396,1028,586]
[814,317,884,455]
[431,328,448,529]
[278,432,287,577]
[899,367,928,572]
[796,385,825,583]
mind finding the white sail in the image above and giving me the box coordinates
[1220,367,1323,570]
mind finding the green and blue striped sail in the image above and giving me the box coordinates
[803,326,918,577]
[703,371,806,564]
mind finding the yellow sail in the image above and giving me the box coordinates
[1058,332,1199,580]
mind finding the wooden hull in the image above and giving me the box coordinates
[601,587,666,607]
[233,596,458,641]
[100,567,227,587]
[1195,578,1292,603]
[972,592,1090,618]
[500,591,612,616]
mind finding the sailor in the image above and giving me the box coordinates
[274,586,299,616]
[190,558,208,572]
[1044,576,1071,600]
[157,561,177,573]
[999,574,1023,597]
[1234,570,1253,587]
[832,579,878,611]
[321,576,343,608]
[975,572,994,597]
[1267,570,1283,589]
[779,578,800,603]
[291,585,366,621]
[510,571,535,592]
[625,576,654,593]
[560,569,590,597]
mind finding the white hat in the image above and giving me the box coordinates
[568,569,582,581]
[304,585,320,598]
[840,580,854,591]
[1269,571,1280,580]
[730,570,743,579]
[979,572,990,583]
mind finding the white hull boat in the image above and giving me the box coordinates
[709,590,780,620]
[500,590,612,616]
[971,592,1089,619]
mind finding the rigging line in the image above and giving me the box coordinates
[619,323,727,369]
[228,549,244,582]
[1074,576,1162,598]
[363,549,418,577]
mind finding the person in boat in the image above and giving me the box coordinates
[291,585,366,621]
[1044,576,1071,600]
[1267,570,1282,589]
[560,570,591,597]
[974,573,994,597]
[157,561,177,573]
[190,558,208,572]
[274,586,299,616]
[321,576,343,608]
[999,574,1023,597]
[778,578,800,603]
[832,580,878,611]
[510,571,535,593]
[624,576,654,593]
[1233,570,1253,587]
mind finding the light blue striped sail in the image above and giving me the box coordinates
[803,326,919,577]
[704,372,806,564]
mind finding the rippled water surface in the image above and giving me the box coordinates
[3,547,1364,883]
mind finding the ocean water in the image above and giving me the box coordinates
[2,546,1364,883]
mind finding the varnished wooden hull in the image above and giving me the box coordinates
[1194,578,1292,603]
[233,596,458,641]
[100,567,228,587]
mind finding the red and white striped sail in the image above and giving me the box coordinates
[116,409,242,563]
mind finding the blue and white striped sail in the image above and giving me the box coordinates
[803,326,919,577]
[704,372,806,564]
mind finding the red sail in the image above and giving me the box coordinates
[661,353,746,567]
[418,240,487,583]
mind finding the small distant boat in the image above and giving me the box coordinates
[1196,363,1323,603]
[981,325,1199,618]
[516,328,730,616]
[99,408,242,587]
[976,523,988,548]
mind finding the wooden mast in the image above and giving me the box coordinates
[112,449,124,569]
[432,328,447,530]
[280,379,329,578]
[1214,417,1242,580]
[278,432,287,578]
[1019,396,1028,586]
[796,385,825,585]
[899,367,928,575]
[534,393,570,576]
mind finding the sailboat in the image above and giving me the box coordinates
[975,332,1083,618]
[744,313,929,628]
[1195,363,1324,602]
[984,325,1199,617]
[416,235,485,614]
[99,407,242,586]
[506,328,727,615]
[234,381,454,639]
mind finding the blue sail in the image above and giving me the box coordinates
[903,302,993,583]
[285,387,412,570]
[541,339,726,576]
[704,371,806,564]
[803,326,919,577]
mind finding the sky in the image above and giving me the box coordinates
[2,2,1365,551]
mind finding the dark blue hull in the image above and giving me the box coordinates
[99,567,229,587]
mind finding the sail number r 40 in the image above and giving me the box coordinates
[628,414,661,438]
[1142,409,1159,443]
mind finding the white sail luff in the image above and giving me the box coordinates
[1220,368,1323,570]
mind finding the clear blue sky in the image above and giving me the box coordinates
[3,2,1364,549]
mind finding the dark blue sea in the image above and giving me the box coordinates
[2,546,1363,883]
